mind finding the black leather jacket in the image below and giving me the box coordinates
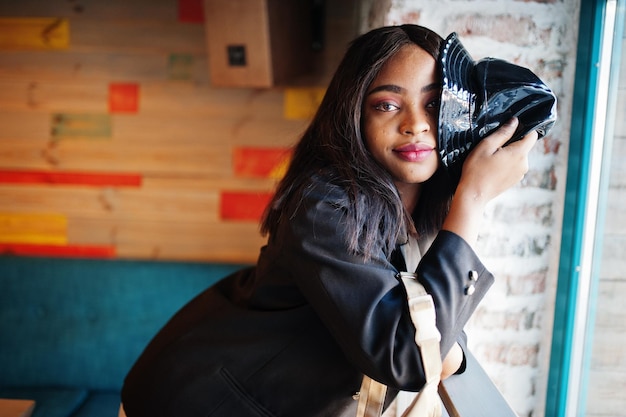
[122,174,494,417]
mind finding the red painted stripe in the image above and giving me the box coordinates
[233,147,290,178]
[178,0,205,23]
[0,243,116,258]
[220,191,273,221]
[0,170,142,187]
[109,83,140,113]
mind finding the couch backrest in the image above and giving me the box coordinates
[0,256,246,391]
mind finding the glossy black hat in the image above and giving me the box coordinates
[438,32,557,171]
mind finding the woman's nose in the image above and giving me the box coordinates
[400,108,431,135]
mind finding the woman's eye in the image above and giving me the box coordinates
[374,102,399,112]
[426,98,440,109]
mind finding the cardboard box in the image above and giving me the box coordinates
[204,0,314,87]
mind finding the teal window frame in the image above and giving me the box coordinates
[546,0,625,416]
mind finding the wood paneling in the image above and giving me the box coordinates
[0,0,358,261]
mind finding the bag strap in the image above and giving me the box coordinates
[356,372,388,417]
[401,272,442,382]
[356,272,442,417]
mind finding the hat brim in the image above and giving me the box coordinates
[438,33,557,172]
[438,33,476,168]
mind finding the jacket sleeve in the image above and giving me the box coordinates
[272,179,493,391]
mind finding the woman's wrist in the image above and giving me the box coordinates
[441,187,487,246]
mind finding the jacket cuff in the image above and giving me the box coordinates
[416,230,494,356]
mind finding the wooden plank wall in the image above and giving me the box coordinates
[0,0,358,263]
[585,28,626,417]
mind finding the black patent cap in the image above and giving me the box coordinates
[438,32,557,171]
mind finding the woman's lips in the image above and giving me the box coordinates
[393,143,435,162]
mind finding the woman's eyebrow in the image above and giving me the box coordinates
[421,82,441,93]
[367,84,403,95]
[367,82,441,96]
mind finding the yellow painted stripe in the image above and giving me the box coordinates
[283,87,325,120]
[0,18,70,49]
[267,154,290,179]
[0,213,67,245]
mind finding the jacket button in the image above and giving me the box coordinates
[469,270,478,281]
[465,284,476,295]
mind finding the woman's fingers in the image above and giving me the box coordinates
[458,118,539,202]
[481,117,520,151]
[443,119,539,245]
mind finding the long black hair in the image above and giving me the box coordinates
[261,25,453,260]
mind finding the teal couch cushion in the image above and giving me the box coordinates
[73,392,123,417]
[0,256,246,391]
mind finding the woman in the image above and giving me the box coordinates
[121,24,537,417]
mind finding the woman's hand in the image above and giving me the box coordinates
[442,117,538,246]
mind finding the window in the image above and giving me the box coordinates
[546,1,625,416]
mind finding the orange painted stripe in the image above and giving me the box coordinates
[0,243,115,258]
[0,170,142,187]
[233,147,291,179]
[220,191,273,221]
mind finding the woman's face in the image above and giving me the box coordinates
[363,44,440,194]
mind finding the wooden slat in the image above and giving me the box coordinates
[0,79,292,119]
[0,139,232,175]
[0,184,218,222]
[111,113,304,147]
[141,176,275,192]
[0,51,208,83]
[0,80,107,112]
[0,111,49,140]
[67,217,264,263]
[69,19,206,54]
[0,0,177,20]
[136,83,285,118]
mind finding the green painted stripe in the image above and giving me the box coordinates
[50,113,112,139]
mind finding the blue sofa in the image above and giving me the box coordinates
[0,256,245,417]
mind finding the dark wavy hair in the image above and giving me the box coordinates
[261,24,453,260]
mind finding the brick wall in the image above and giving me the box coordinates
[359,1,582,416]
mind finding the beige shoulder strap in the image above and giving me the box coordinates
[356,272,442,417]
